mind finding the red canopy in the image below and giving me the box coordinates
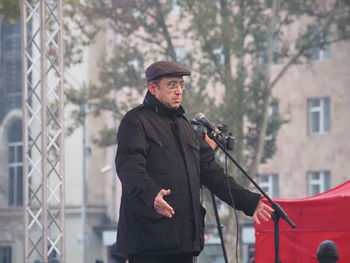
[255,180,350,263]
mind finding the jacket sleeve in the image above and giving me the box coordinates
[115,111,162,207]
[198,138,260,216]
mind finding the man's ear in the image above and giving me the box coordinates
[148,82,157,96]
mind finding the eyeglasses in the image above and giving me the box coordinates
[156,80,186,92]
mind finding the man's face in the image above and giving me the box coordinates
[148,76,185,110]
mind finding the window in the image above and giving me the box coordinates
[308,97,331,134]
[0,246,11,263]
[257,34,280,65]
[308,25,331,61]
[212,46,224,65]
[48,247,59,263]
[266,102,279,140]
[308,171,331,196]
[268,102,278,120]
[0,21,22,121]
[171,0,181,14]
[174,45,186,61]
[126,58,141,78]
[259,173,279,198]
[8,120,23,207]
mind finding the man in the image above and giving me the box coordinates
[115,61,273,263]
[317,240,339,263]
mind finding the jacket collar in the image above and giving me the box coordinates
[143,91,185,119]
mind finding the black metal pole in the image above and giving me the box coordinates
[210,191,229,263]
[272,213,282,263]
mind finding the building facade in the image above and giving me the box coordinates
[246,32,350,263]
[258,39,350,198]
[0,8,349,263]
[0,19,25,263]
[0,16,118,262]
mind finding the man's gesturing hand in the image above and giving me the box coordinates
[153,189,175,218]
[253,194,275,224]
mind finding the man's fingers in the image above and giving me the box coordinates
[264,208,272,219]
[253,199,275,224]
[154,189,175,218]
[259,211,270,222]
[267,205,275,212]
[160,189,171,197]
[155,203,174,218]
[254,209,270,224]
[159,199,174,215]
[163,210,173,218]
[254,214,261,224]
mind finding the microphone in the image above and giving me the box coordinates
[195,112,221,135]
[190,119,202,125]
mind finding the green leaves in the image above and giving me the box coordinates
[0,0,20,23]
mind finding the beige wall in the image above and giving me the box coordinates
[259,40,350,198]
[0,209,23,262]
[65,208,105,263]
[64,23,111,261]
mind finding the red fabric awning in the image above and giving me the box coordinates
[255,180,350,263]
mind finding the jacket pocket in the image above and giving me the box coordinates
[145,134,175,174]
[135,212,181,252]
[145,132,172,149]
[187,141,200,156]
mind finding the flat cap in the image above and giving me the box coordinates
[145,60,191,81]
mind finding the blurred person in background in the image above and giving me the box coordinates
[317,240,339,263]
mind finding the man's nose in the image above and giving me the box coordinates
[174,86,183,95]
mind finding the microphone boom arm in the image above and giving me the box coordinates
[193,114,296,263]
[206,130,296,229]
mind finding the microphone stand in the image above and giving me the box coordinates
[207,130,296,263]
[210,191,229,263]
[192,120,229,263]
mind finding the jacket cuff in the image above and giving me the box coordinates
[241,191,261,216]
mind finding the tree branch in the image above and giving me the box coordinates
[184,0,225,79]
[248,0,279,177]
[154,0,177,60]
[271,0,341,88]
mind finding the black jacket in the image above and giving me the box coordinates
[115,92,260,255]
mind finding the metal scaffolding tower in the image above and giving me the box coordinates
[22,0,65,262]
